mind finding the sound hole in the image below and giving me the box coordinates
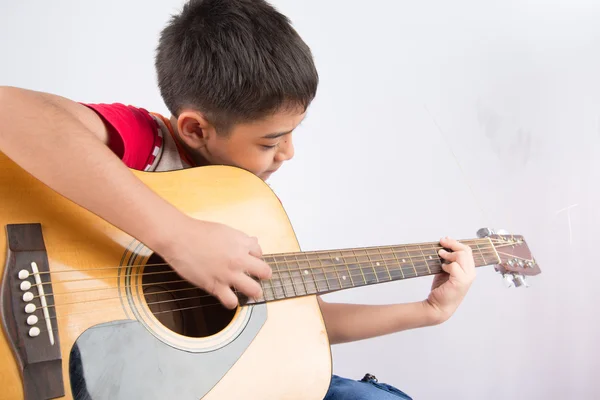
[141,253,236,338]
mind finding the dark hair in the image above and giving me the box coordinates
[155,0,318,133]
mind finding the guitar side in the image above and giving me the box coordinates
[0,153,332,400]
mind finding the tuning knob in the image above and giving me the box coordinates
[513,275,529,288]
[503,273,515,288]
[477,228,494,238]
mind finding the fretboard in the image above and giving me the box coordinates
[242,238,500,305]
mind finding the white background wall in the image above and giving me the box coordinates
[2,0,599,398]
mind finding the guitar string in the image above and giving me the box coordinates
[28,246,534,304]
[29,255,481,317]
[38,301,257,335]
[31,245,527,332]
[28,246,501,295]
[25,242,506,289]
[29,238,514,276]
[34,257,459,313]
[36,260,454,335]
[33,258,462,312]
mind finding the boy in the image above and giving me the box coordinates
[0,0,476,398]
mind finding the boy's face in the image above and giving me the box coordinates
[175,108,305,181]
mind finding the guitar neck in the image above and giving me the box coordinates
[244,238,500,304]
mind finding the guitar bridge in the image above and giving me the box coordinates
[1,223,64,399]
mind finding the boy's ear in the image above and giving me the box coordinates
[175,111,216,149]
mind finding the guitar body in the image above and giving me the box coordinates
[0,153,332,400]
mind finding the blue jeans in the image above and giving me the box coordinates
[324,374,413,399]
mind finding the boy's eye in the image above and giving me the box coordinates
[261,143,278,150]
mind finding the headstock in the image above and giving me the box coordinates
[477,228,541,288]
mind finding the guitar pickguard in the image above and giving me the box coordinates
[69,305,266,400]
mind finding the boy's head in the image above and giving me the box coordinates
[155,0,318,180]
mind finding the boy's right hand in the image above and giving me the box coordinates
[157,216,273,309]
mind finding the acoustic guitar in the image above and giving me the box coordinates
[0,152,540,399]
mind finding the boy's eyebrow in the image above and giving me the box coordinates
[261,130,293,139]
[261,115,307,139]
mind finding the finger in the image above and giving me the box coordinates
[438,248,458,263]
[440,236,472,254]
[232,273,264,300]
[441,261,465,279]
[248,236,263,258]
[244,255,273,279]
[212,284,239,310]
[439,248,474,275]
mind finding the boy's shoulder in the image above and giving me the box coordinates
[84,103,190,172]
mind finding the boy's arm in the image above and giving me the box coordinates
[0,86,271,309]
[318,237,476,344]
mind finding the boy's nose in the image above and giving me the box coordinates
[275,137,294,162]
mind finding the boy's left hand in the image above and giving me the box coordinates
[425,236,476,324]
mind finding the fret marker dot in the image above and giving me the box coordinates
[429,256,433,259]
[376,262,380,266]
[304,270,309,275]
[402,259,406,263]
[342,276,347,280]
[335,257,340,261]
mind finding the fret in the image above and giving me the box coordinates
[284,255,299,297]
[345,250,367,287]
[340,250,357,287]
[409,246,429,277]
[313,255,337,291]
[293,254,317,295]
[326,252,344,290]
[271,255,293,298]
[417,245,432,274]
[285,254,307,296]
[277,268,293,298]
[330,254,354,289]
[323,265,342,291]
[259,280,275,302]
[353,249,378,284]
[369,248,390,282]
[306,253,330,293]
[376,247,394,280]
[473,241,488,266]
[420,244,443,275]
[363,250,379,283]
[335,264,354,288]
[263,256,284,299]
[270,270,286,299]
[393,247,418,278]
[389,247,406,280]
[312,267,330,293]
[289,268,307,296]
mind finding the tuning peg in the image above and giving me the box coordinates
[502,273,515,288]
[477,228,494,238]
[513,275,529,288]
